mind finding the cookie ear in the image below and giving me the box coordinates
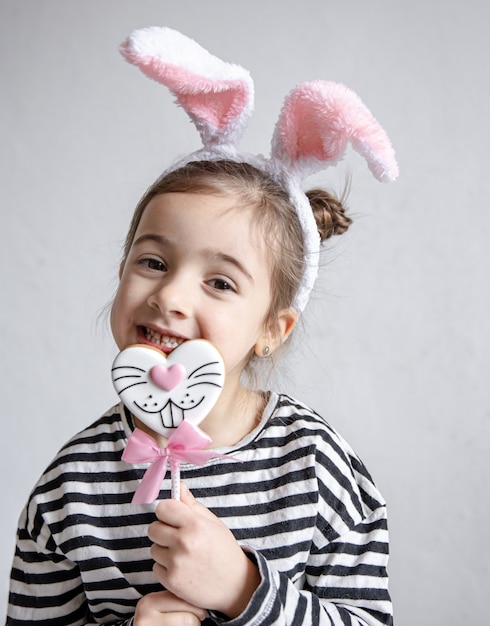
[271,80,398,182]
[120,27,254,150]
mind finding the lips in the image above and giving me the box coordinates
[138,325,187,353]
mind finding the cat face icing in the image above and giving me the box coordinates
[112,340,225,437]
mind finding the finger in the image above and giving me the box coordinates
[135,590,207,621]
[161,613,202,626]
[149,500,217,550]
[154,483,216,526]
[136,609,202,626]
[153,561,169,588]
[163,613,202,626]
[154,498,193,528]
[179,482,218,521]
[178,482,195,505]
[148,518,177,547]
[150,542,170,569]
[156,594,206,618]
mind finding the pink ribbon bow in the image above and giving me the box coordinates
[122,421,232,504]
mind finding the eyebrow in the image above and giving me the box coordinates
[133,233,169,247]
[132,233,254,284]
[211,252,254,284]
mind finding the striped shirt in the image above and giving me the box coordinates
[7,392,392,625]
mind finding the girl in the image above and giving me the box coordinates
[7,27,397,626]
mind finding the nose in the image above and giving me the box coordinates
[147,276,193,319]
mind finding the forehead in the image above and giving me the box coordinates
[135,192,269,257]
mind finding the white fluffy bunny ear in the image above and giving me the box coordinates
[120,27,254,150]
[271,80,399,182]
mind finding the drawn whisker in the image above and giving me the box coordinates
[117,381,149,393]
[112,365,146,373]
[193,372,223,379]
[188,361,219,378]
[187,381,223,390]
[113,374,143,383]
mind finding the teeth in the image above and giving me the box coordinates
[145,328,184,349]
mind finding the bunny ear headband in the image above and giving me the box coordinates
[120,26,398,313]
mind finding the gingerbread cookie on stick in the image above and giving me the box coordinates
[112,339,226,502]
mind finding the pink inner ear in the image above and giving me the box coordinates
[178,88,248,129]
[125,51,250,130]
[297,105,346,161]
[276,81,398,181]
[281,94,349,162]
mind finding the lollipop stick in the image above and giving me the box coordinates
[170,458,181,501]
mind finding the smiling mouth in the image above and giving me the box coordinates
[141,326,186,351]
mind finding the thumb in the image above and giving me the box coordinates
[180,482,217,520]
[179,482,196,505]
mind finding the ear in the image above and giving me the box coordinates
[271,80,399,182]
[120,27,254,150]
[254,308,297,357]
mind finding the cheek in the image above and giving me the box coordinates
[109,292,123,345]
[112,272,140,316]
[110,283,134,343]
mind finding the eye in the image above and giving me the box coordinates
[208,277,236,292]
[138,257,167,272]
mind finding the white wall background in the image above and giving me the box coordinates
[2,1,489,623]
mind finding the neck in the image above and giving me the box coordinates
[132,382,266,450]
[200,383,265,448]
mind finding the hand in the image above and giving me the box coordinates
[134,589,206,625]
[148,483,260,618]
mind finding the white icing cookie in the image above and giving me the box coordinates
[112,340,225,437]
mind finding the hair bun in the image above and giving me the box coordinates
[306,188,352,242]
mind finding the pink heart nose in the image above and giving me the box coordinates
[150,364,186,391]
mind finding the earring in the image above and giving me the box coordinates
[262,346,270,357]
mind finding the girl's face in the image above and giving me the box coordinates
[111,192,293,389]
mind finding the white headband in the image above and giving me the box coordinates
[120,26,398,313]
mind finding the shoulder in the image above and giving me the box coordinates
[266,393,386,517]
[26,403,128,503]
[17,404,138,554]
[55,403,128,459]
[43,403,128,470]
[265,393,354,453]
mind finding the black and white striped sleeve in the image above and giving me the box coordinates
[6,409,139,626]
[208,402,392,626]
[8,507,125,626]
[224,505,390,626]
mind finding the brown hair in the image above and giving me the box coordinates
[122,160,351,325]
[307,188,352,241]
